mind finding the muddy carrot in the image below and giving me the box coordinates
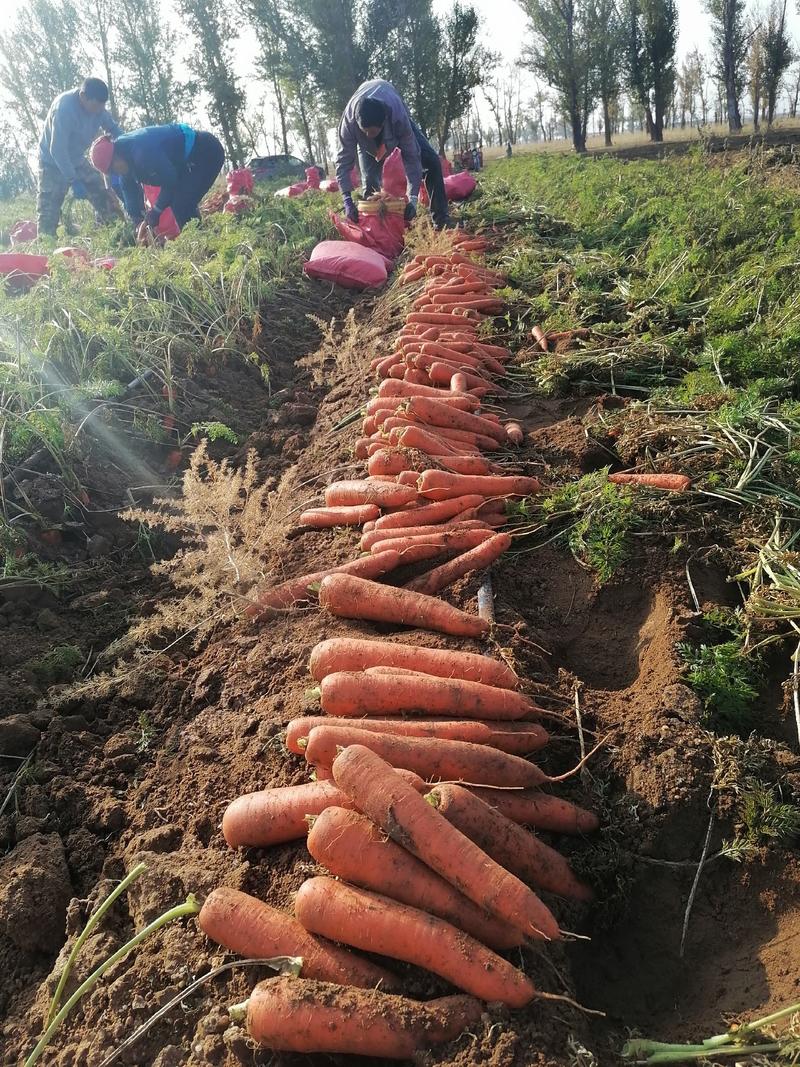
[417,470,541,500]
[468,786,600,834]
[505,422,524,446]
[319,573,488,637]
[437,454,495,475]
[198,887,398,989]
[532,325,549,352]
[361,521,488,549]
[287,717,546,756]
[299,504,380,527]
[324,480,417,508]
[373,494,485,530]
[405,397,507,442]
[608,472,692,491]
[406,533,511,596]
[369,529,494,557]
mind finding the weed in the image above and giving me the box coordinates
[678,640,761,733]
[27,644,83,685]
[136,712,155,753]
[189,421,240,445]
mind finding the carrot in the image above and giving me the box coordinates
[369,529,494,557]
[468,786,600,834]
[239,977,482,1057]
[428,362,499,394]
[404,420,499,452]
[392,424,463,457]
[406,397,507,442]
[422,342,506,377]
[324,480,417,508]
[406,532,511,595]
[222,771,427,847]
[374,354,402,378]
[373,494,485,530]
[378,379,477,404]
[331,745,560,941]
[451,371,468,392]
[531,325,549,351]
[319,573,488,637]
[287,717,546,756]
[361,520,488,549]
[417,470,541,500]
[428,784,593,901]
[299,504,381,528]
[313,671,539,720]
[506,421,524,446]
[308,637,520,689]
[306,807,522,951]
[295,877,535,1006]
[367,395,474,414]
[246,550,402,618]
[403,369,433,385]
[198,887,398,989]
[437,454,496,475]
[608,472,692,492]
[353,438,373,459]
[407,312,479,326]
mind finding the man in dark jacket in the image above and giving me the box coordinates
[336,79,451,229]
[89,124,225,238]
[37,77,121,235]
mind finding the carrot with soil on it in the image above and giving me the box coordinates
[298,504,381,528]
[468,785,600,834]
[306,807,522,951]
[405,397,507,442]
[372,493,486,530]
[324,480,418,508]
[331,745,560,941]
[505,422,524,446]
[198,887,399,989]
[232,976,482,1058]
[295,877,536,1006]
[608,472,692,492]
[427,784,593,901]
[360,520,490,549]
[417,469,541,500]
[287,716,547,756]
[405,532,511,596]
[368,528,495,557]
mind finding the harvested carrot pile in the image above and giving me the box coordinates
[200,230,601,1056]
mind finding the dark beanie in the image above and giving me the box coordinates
[356,97,386,129]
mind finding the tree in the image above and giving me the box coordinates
[622,0,678,141]
[520,0,600,153]
[177,0,247,163]
[430,3,486,151]
[705,0,748,131]
[81,0,118,116]
[786,59,800,117]
[113,0,195,125]
[0,120,35,199]
[748,17,766,129]
[286,0,369,121]
[762,0,792,126]
[594,0,623,146]
[0,0,88,145]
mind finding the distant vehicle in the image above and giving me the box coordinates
[247,155,326,182]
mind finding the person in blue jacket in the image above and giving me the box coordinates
[89,124,225,238]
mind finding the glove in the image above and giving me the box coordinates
[145,208,161,229]
[71,180,88,200]
[343,194,359,223]
[404,198,418,223]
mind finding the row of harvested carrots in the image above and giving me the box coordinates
[206,233,599,1058]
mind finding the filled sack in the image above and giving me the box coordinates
[444,172,477,201]
[304,240,388,289]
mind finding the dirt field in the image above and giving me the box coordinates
[1,210,799,1067]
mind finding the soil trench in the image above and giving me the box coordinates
[1,262,798,1067]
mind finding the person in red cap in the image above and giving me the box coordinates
[90,123,224,242]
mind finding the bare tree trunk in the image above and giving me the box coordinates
[602,97,612,146]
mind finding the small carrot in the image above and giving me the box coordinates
[306,807,522,951]
[198,887,398,989]
[295,877,535,1006]
[319,573,488,637]
[505,422,524,446]
[608,472,692,492]
[437,454,495,475]
[468,785,600,834]
[428,784,593,901]
[428,362,499,394]
[532,325,549,352]
[238,977,482,1057]
[406,532,511,596]
[451,371,468,392]
[308,637,520,688]
[324,480,418,508]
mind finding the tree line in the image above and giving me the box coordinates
[520,0,795,152]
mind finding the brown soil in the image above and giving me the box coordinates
[1,252,799,1067]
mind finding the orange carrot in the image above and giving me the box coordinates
[198,887,398,989]
[299,504,381,527]
[428,784,593,901]
[405,397,507,442]
[373,493,485,531]
[532,325,549,352]
[319,573,488,637]
[468,786,600,834]
[240,977,482,1056]
[506,421,524,446]
[406,532,511,595]
[287,716,546,755]
[361,520,488,549]
[246,550,402,618]
[306,807,521,951]
[369,528,494,557]
[451,371,468,392]
[295,877,535,1006]
[324,480,417,508]
[331,745,560,941]
[608,472,692,491]
[313,671,539,720]
[437,454,495,475]
[407,311,479,326]
[367,450,411,477]
[417,470,541,500]
[308,637,520,688]
[378,379,477,405]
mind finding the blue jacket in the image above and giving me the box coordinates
[39,89,121,182]
[335,79,423,198]
[114,124,196,223]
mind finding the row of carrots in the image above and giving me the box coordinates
[202,233,601,1058]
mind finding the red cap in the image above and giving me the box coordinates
[89,135,114,174]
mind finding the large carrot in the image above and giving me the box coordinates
[506,422,524,446]
[373,494,485,530]
[367,450,412,477]
[332,746,560,941]
[315,670,537,719]
[238,976,482,1057]
[427,362,499,394]
[369,529,495,557]
[324,480,417,508]
[287,717,547,756]
[392,424,463,457]
[198,887,398,989]
[468,786,600,834]
[299,504,381,527]
[319,573,488,637]
[437,454,496,475]
[608,472,692,492]
[378,379,478,405]
[406,533,511,595]
[417,470,541,500]
[428,784,593,901]
[406,397,507,442]
[361,520,487,549]
[295,877,535,1006]
[307,807,521,951]
[305,726,545,787]
[246,550,402,619]
[308,637,520,689]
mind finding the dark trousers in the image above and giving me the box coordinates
[171,132,225,226]
[358,121,450,227]
[37,157,115,236]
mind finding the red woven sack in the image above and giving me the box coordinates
[10,220,37,244]
[0,253,49,289]
[304,241,388,289]
[227,168,254,195]
[330,210,404,262]
[305,166,321,188]
[381,147,406,197]
[445,172,477,201]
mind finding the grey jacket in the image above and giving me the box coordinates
[39,89,121,182]
[335,79,423,197]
